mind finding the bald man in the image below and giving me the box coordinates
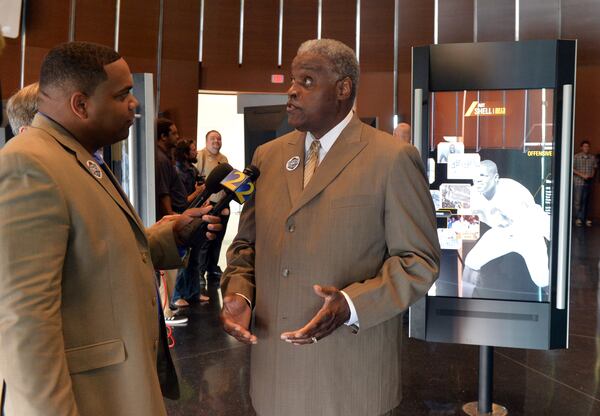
[393,122,411,144]
[463,160,550,295]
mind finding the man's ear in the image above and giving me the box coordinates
[70,92,89,120]
[337,77,352,100]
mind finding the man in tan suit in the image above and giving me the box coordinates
[0,42,222,415]
[221,39,440,416]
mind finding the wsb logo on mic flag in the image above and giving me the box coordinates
[220,170,256,204]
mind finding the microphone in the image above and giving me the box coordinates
[209,165,260,215]
[187,163,233,209]
[188,165,260,246]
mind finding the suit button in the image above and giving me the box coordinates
[282,268,290,277]
[288,224,295,232]
[141,252,148,263]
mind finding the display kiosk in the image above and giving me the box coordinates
[409,40,576,415]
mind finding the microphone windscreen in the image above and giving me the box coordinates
[242,165,260,181]
[204,163,233,193]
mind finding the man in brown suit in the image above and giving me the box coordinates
[221,39,440,416]
[0,42,222,415]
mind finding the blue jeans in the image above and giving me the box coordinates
[171,210,229,301]
[574,182,592,221]
[172,243,207,302]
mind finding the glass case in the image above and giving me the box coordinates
[409,40,576,350]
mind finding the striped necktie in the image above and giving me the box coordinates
[303,139,321,188]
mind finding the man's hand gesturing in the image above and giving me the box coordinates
[280,285,350,345]
[221,294,257,345]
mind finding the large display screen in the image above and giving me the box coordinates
[427,89,553,302]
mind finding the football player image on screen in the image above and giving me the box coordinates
[462,160,550,298]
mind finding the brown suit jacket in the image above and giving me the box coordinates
[0,114,182,415]
[222,115,440,416]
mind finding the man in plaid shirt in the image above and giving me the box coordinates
[573,140,597,227]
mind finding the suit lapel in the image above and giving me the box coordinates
[288,116,367,219]
[32,114,147,234]
[97,161,147,231]
[283,131,306,208]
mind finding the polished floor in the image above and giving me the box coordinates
[165,223,600,416]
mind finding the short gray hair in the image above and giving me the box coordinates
[297,39,360,101]
[7,82,39,133]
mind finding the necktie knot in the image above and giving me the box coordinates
[304,139,321,188]
[309,139,321,155]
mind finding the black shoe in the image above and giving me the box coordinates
[207,267,222,277]
[206,272,222,285]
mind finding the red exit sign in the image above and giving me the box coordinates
[271,74,285,84]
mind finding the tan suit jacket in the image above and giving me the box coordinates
[0,114,182,415]
[222,115,440,416]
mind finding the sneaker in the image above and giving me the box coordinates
[169,307,185,317]
[199,294,210,303]
[173,298,190,308]
[576,219,583,227]
[586,220,592,227]
[165,315,188,326]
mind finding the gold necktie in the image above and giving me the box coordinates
[303,139,321,188]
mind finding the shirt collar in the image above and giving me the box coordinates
[305,110,353,156]
[93,149,105,165]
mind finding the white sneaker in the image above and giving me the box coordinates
[165,315,188,326]
[586,220,592,227]
[576,219,583,227]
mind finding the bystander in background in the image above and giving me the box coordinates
[6,83,39,136]
[573,140,597,227]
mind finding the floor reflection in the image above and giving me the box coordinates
[166,225,600,415]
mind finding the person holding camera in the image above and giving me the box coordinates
[174,138,205,206]
[171,138,213,306]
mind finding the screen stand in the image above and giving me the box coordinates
[462,346,508,416]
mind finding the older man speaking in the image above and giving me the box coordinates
[220,38,440,416]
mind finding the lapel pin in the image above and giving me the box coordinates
[86,160,103,179]
[286,156,301,171]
